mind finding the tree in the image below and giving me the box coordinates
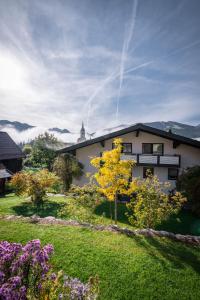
[90,138,135,224]
[24,132,62,170]
[53,153,84,192]
[11,169,60,208]
[126,171,186,228]
[23,144,32,156]
[176,166,200,216]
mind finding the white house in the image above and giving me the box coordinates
[59,123,200,188]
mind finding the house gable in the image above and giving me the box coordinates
[0,132,24,160]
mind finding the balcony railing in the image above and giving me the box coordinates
[121,154,180,167]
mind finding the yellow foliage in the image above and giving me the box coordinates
[90,138,136,201]
[11,169,60,206]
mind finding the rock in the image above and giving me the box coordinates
[1,214,200,247]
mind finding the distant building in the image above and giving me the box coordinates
[77,122,86,143]
[0,132,24,193]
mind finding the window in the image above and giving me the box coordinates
[143,167,154,178]
[122,143,132,154]
[112,142,132,154]
[142,143,163,155]
[153,144,163,154]
[168,168,179,180]
[142,143,152,154]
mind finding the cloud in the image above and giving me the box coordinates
[0,0,199,137]
[2,125,79,144]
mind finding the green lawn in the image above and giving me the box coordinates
[0,219,199,299]
[0,194,200,299]
[0,193,200,235]
[0,193,66,218]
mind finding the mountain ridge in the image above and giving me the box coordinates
[0,119,199,142]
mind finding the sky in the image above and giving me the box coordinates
[0,0,200,135]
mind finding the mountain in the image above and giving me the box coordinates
[103,121,200,139]
[49,127,70,134]
[0,120,200,144]
[0,120,34,131]
[144,121,200,139]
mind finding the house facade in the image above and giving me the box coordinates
[59,124,200,188]
[0,132,24,193]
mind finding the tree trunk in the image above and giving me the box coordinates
[114,193,118,225]
[109,201,113,222]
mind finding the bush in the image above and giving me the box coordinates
[60,184,105,223]
[176,166,200,216]
[40,272,99,300]
[0,240,99,300]
[126,174,186,229]
[10,169,60,208]
[68,184,104,209]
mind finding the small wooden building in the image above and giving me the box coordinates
[0,132,24,193]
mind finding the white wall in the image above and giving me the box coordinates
[73,131,200,186]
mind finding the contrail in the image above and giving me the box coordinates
[86,0,138,129]
[116,0,138,123]
[86,38,200,129]
[124,39,200,76]
[86,69,117,128]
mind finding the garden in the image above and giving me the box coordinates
[0,134,200,299]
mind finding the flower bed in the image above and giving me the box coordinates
[0,239,98,300]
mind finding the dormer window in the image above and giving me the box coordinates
[142,143,163,155]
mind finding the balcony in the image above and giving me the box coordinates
[121,154,180,167]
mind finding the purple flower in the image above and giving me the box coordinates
[0,240,54,299]
[50,273,57,281]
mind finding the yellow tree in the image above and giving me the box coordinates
[90,138,135,224]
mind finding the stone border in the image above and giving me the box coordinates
[1,215,200,246]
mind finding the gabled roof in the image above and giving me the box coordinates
[59,123,200,153]
[0,132,24,160]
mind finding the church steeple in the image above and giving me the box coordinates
[77,122,86,143]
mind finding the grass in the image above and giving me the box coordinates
[0,219,200,299]
[0,193,66,218]
[0,193,200,235]
[0,194,200,298]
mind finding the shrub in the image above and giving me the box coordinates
[60,184,105,223]
[11,169,60,208]
[68,184,105,209]
[176,166,200,216]
[0,240,99,300]
[40,272,99,300]
[126,173,186,229]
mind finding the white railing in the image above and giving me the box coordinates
[121,154,180,166]
[139,155,158,164]
[159,155,180,166]
[121,154,137,161]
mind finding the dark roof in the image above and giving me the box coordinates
[59,123,200,153]
[0,132,24,160]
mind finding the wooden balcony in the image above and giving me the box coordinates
[121,154,180,167]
